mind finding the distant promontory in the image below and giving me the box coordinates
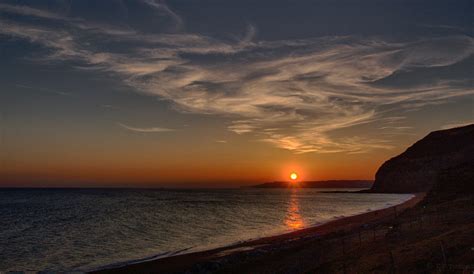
[249,180,373,189]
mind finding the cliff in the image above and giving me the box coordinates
[370,124,474,194]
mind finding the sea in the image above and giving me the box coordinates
[0,188,413,272]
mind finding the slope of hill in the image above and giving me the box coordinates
[370,124,474,194]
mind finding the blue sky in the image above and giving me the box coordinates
[0,0,473,186]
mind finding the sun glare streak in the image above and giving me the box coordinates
[284,190,304,230]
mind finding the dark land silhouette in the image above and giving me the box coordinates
[250,180,373,189]
[371,124,474,194]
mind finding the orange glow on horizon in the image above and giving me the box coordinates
[1,152,384,187]
[281,163,305,182]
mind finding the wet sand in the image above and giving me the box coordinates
[93,193,425,274]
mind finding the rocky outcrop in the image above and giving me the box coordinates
[370,124,474,193]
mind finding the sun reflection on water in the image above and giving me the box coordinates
[284,190,304,230]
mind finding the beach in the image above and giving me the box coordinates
[94,193,430,273]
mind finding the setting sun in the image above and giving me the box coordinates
[290,172,298,181]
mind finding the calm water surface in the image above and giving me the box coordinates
[0,188,413,271]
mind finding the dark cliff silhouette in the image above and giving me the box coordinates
[370,124,474,194]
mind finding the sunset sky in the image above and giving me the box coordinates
[0,0,473,187]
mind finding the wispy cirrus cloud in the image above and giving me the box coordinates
[1,1,473,153]
[117,123,175,133]
[440,121,474,130]
[15,84,72,96]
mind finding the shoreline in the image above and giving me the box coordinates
[93,193,425,274]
